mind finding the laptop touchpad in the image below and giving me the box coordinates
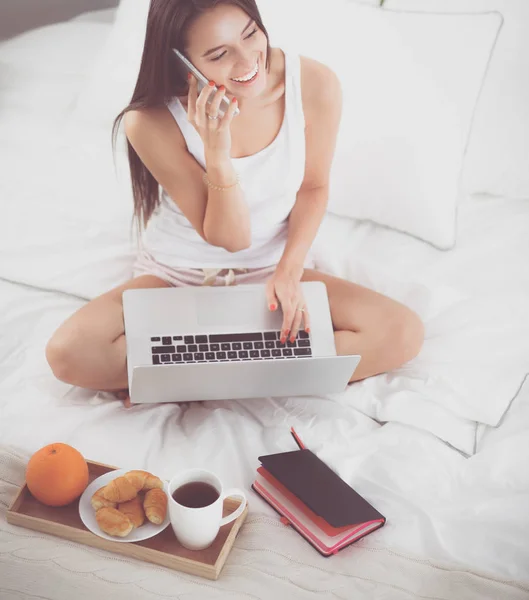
[197,292,264,327]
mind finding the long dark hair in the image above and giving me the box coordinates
[111,0,272,232]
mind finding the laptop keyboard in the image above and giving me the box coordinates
[150,331,312,365]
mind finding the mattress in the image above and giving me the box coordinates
[1,6,529,600]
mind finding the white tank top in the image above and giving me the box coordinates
[140,48,307,268]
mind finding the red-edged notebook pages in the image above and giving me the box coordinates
[251,430,386,557]
[253,467,384,556]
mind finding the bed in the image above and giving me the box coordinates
[1,4,529,599]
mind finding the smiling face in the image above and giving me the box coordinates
[184,4,269,101]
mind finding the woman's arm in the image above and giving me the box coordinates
[124,107,251,252]
[202,155,251,252]
[277,60,343,276]
[277,185,329,276]
[266,60,343,341]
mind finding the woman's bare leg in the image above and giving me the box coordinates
[45,275,170,405]
[301,269,425,381]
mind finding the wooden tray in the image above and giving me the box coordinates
[6,459,248,580]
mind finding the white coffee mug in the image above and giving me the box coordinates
[168,468,247,551]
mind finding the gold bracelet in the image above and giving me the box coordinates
[203,171,240,191]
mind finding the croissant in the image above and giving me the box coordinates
[102,476,138,503]
[143,488,168,525]
[96,507,134,537]
[91,486,117,511]
[118,495,145,529]
[124,470,164,492]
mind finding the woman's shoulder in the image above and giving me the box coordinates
[124,106,168,132]
[123,106,186,149]
[298,54,342,115]
[298,54,341,94]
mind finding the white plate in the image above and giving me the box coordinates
[79,468,171,542]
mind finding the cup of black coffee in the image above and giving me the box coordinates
[168,469,247,550]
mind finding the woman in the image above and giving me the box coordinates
[46,0,424,408]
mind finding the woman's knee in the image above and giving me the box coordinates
[45,300,120,384]
[45,324,81,384]
[387,306,425,365]
[45,275,168,385]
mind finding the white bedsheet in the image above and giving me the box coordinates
[315,199,529,455]
[1,6,529,599]
[0,274,528,598]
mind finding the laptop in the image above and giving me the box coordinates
[122,281,361,404]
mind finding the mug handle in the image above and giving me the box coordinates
[219,488,247,526]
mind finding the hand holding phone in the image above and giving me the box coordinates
[186,71,239,162]
[173,49,240,119]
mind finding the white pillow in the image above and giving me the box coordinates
[0,20,114,121]
[259,0,501,249]
[0,15,135,300]
[358,0,529,203]
[71,0,151,133]
[72,0,501,249]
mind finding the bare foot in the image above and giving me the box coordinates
[114,389,132,409]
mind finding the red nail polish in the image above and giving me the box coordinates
[187,72,191,80]
[306,327,311,334]
[219,85,225,91]
[270,304,277,311]
[208,80,215,87]
[232,97,237,103]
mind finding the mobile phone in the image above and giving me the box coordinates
[172,48,240,118]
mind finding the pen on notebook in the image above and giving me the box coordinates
[290,426,306,450]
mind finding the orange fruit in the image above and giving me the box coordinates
[26,443,89,507]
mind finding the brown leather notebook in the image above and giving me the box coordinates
[252,429,386,556]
